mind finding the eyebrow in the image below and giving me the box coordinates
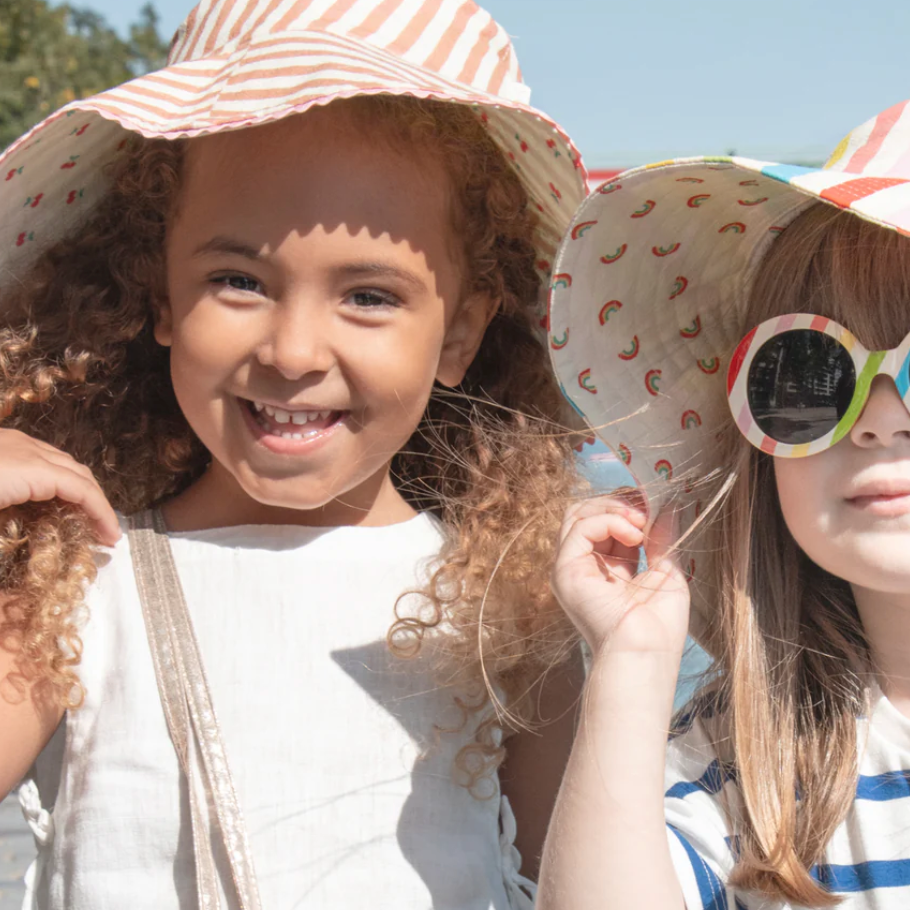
[334,262,428,293]
[192,236,264,261]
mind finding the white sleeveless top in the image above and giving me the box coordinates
[20,513,533,909]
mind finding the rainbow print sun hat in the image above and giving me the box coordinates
[0,0,585,307]
[549,99,910,605]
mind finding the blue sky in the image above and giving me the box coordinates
[85,0,909,167]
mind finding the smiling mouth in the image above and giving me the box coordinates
[242,398,346,439]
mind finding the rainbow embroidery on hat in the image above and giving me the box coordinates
[719,222,746,234]
[738,197,768,206]
[739,179,759,186]
[655,459,673,480]
[697,358,720,374]
[652,242,681,257]
[645,369,662,395]
[599,300,623,324]
[5,167,23,181]
[618,444,631,465]
[550,330,569,350]
[66,188,84,205]
[676,177,704,184]
[598,182,622,194]
[549,183,562,202]
[670,276,689,300]
[23,194,43,208]
[571,221,598,239]
[680,317,702,338]
[600,244,628,264]
[681,409,702,429]
[15,231,35,247]
[769,226,786,236]
[59,156,79,170]
[687,194,711,208]
[618,337,640,360]
[578,369,597,393]
[631,200,656,218]
[552,273,572,288]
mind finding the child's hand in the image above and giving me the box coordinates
[552,496,690,658]
[0,429,121,546]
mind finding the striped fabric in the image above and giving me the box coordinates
[665,688,910,909]
[0,0,585,309]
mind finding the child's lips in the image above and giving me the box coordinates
[847,482,910,517]
[237,396,348,453]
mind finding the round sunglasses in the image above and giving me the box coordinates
[726,314,910,457]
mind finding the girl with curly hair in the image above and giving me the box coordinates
[0,2,587,907]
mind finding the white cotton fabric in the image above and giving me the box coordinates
[21,513,532,909]
[665,688,910,909]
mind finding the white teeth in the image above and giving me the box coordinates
[290,412,307,425]
[273,408,291,424]
[264,404,275,416]
[253,401,264,412]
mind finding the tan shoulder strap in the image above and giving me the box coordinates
[128,509,262,910]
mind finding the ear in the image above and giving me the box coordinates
[153,299,174,347]
[436,292,499,388]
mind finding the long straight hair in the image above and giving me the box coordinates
[698,202,910,905]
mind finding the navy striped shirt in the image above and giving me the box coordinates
[665,687,910,909]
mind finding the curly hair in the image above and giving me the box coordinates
[0,95,580,774]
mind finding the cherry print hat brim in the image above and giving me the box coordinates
[0,0,586,313]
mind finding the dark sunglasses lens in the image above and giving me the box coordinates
[747,329,856,445]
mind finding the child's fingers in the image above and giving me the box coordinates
[1,467,120,547]
[557,510,644,567]
[559,494,647,545]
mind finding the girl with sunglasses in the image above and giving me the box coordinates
[538,101,910,910]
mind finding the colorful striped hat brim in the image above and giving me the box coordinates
[0,0,586,315]
[548,99,910,633]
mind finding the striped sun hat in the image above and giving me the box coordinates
[0,0,585,304]
[548,100,910,607]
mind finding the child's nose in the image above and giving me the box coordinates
[256,305,335,380]
[849,376,910,449]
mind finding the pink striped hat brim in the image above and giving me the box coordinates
[0,26,585,316]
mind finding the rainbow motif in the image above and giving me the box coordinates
[680,316,702,338]
[645,369,662,396]
[669,276,689,300]
[676,177,704,184]
[654,459,673,480]
[618,444,631,465]
[600,244,628,264]
[552,273,572,289]
[698,357,720,374]
[578,368,597,393]
[572,220,598,239]
[598,182,622,194]
[739,179,759,187]
[687,194,711,208]
[769,226,785,236]
[550,330,569,350]
[718,222,746,234]
[618,336,640,360]
[599,300,623,324]
[738,197,769,206]
[681,409,702,429]
[652,242,681,257]
[685,558,696,582]
[631,200,656,218]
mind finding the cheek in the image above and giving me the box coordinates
[773,456,840,567]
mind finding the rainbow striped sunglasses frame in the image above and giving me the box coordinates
[726,313,910,457]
